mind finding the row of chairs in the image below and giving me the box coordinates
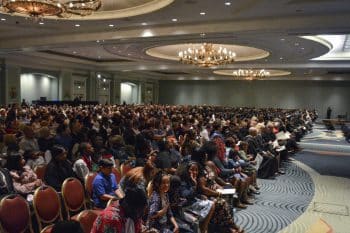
[0,162,134,233]
[0,177,99,233]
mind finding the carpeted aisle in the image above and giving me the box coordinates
[234,162,315,233]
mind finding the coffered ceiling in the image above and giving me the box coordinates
[1,0,350,80]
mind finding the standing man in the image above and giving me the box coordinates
[327,107,332,119]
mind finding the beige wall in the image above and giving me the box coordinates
[159,80,350,119]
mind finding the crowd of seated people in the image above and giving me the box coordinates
[0,104,316,233]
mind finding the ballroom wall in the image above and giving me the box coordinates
[159,80,350,119]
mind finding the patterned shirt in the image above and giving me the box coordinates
[91,201,142,233]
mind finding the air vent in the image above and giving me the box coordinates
[153,71,190,75]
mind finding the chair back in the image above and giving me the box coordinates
[0,194,33,233]
[62,178,86,219]
[33,185,62,231]
[77,210,98,233]
[120,163,133,177]
[40,224,54,233]
[112,167,122,183]
[34,165,47,180]
[84,172,97,199]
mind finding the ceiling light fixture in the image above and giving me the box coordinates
[108,24,114,27]
[232,69,270,80]
[200,12,206,15]
[172,18,177,22]
[75,24,80,27]
[1,18,6,21]
[225,2,231,6]
[178,43,236,67]
[0,0,101,20]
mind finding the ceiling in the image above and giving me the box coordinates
[1,0,350,80]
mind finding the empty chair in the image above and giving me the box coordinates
[61,178,86,220]
[77,210,98,233]
[33,185,63,232]
[0,194,33,233]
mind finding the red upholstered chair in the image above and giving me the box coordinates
[84,172,98,208]
[0,194,33,233]
[120,162,133,177]
[77,210,98,233]
[112,167,122,183]
[62,178,86,219]
[40,224,54,233]
[33,185,63,232]
[34,165,47,181]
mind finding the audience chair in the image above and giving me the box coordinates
[34,165,47,181]
[61,178,86,220]
[0,194,33,233]
[84,172,97,208]
[106,197,118,207]
[77,210,98,233]
[33,185,63,232]
[112,167,122,183]
[120,162,133,177]
[40,224,54,233]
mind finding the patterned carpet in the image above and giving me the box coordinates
[234,162,315,233]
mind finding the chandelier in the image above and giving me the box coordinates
[232,69,270,80]
[0,0,101,19]
[178,43,236,67]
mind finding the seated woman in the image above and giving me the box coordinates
[148,171,179,233]
[178,161,215,233]
[191,148,244,233]
[44,145,75,192]
[6,153,42,199]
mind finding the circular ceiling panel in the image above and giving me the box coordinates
[146,43,270,62]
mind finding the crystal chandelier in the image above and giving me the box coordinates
[232,69,270,80]
[178,43,236,67]
[65,0,101,16]
[0,0,101,19]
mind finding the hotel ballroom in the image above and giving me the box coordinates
[0,0,350,233]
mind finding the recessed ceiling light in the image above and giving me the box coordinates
[172,18,178,22]
[73,51,77,54]
[96,40,100,43]
[301,47,305,50]
[108,24,114,27]
[280,38,285,41]
[280,57,284,60]
[200,12,206,15]
[200,33,206,37]
[1,18,6,21]
[39,22,44,25]
[225,2,231,6]
[295,42,299,46]
[75,24,80,27]
[141,22,147,26]
[97,74,101,78]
